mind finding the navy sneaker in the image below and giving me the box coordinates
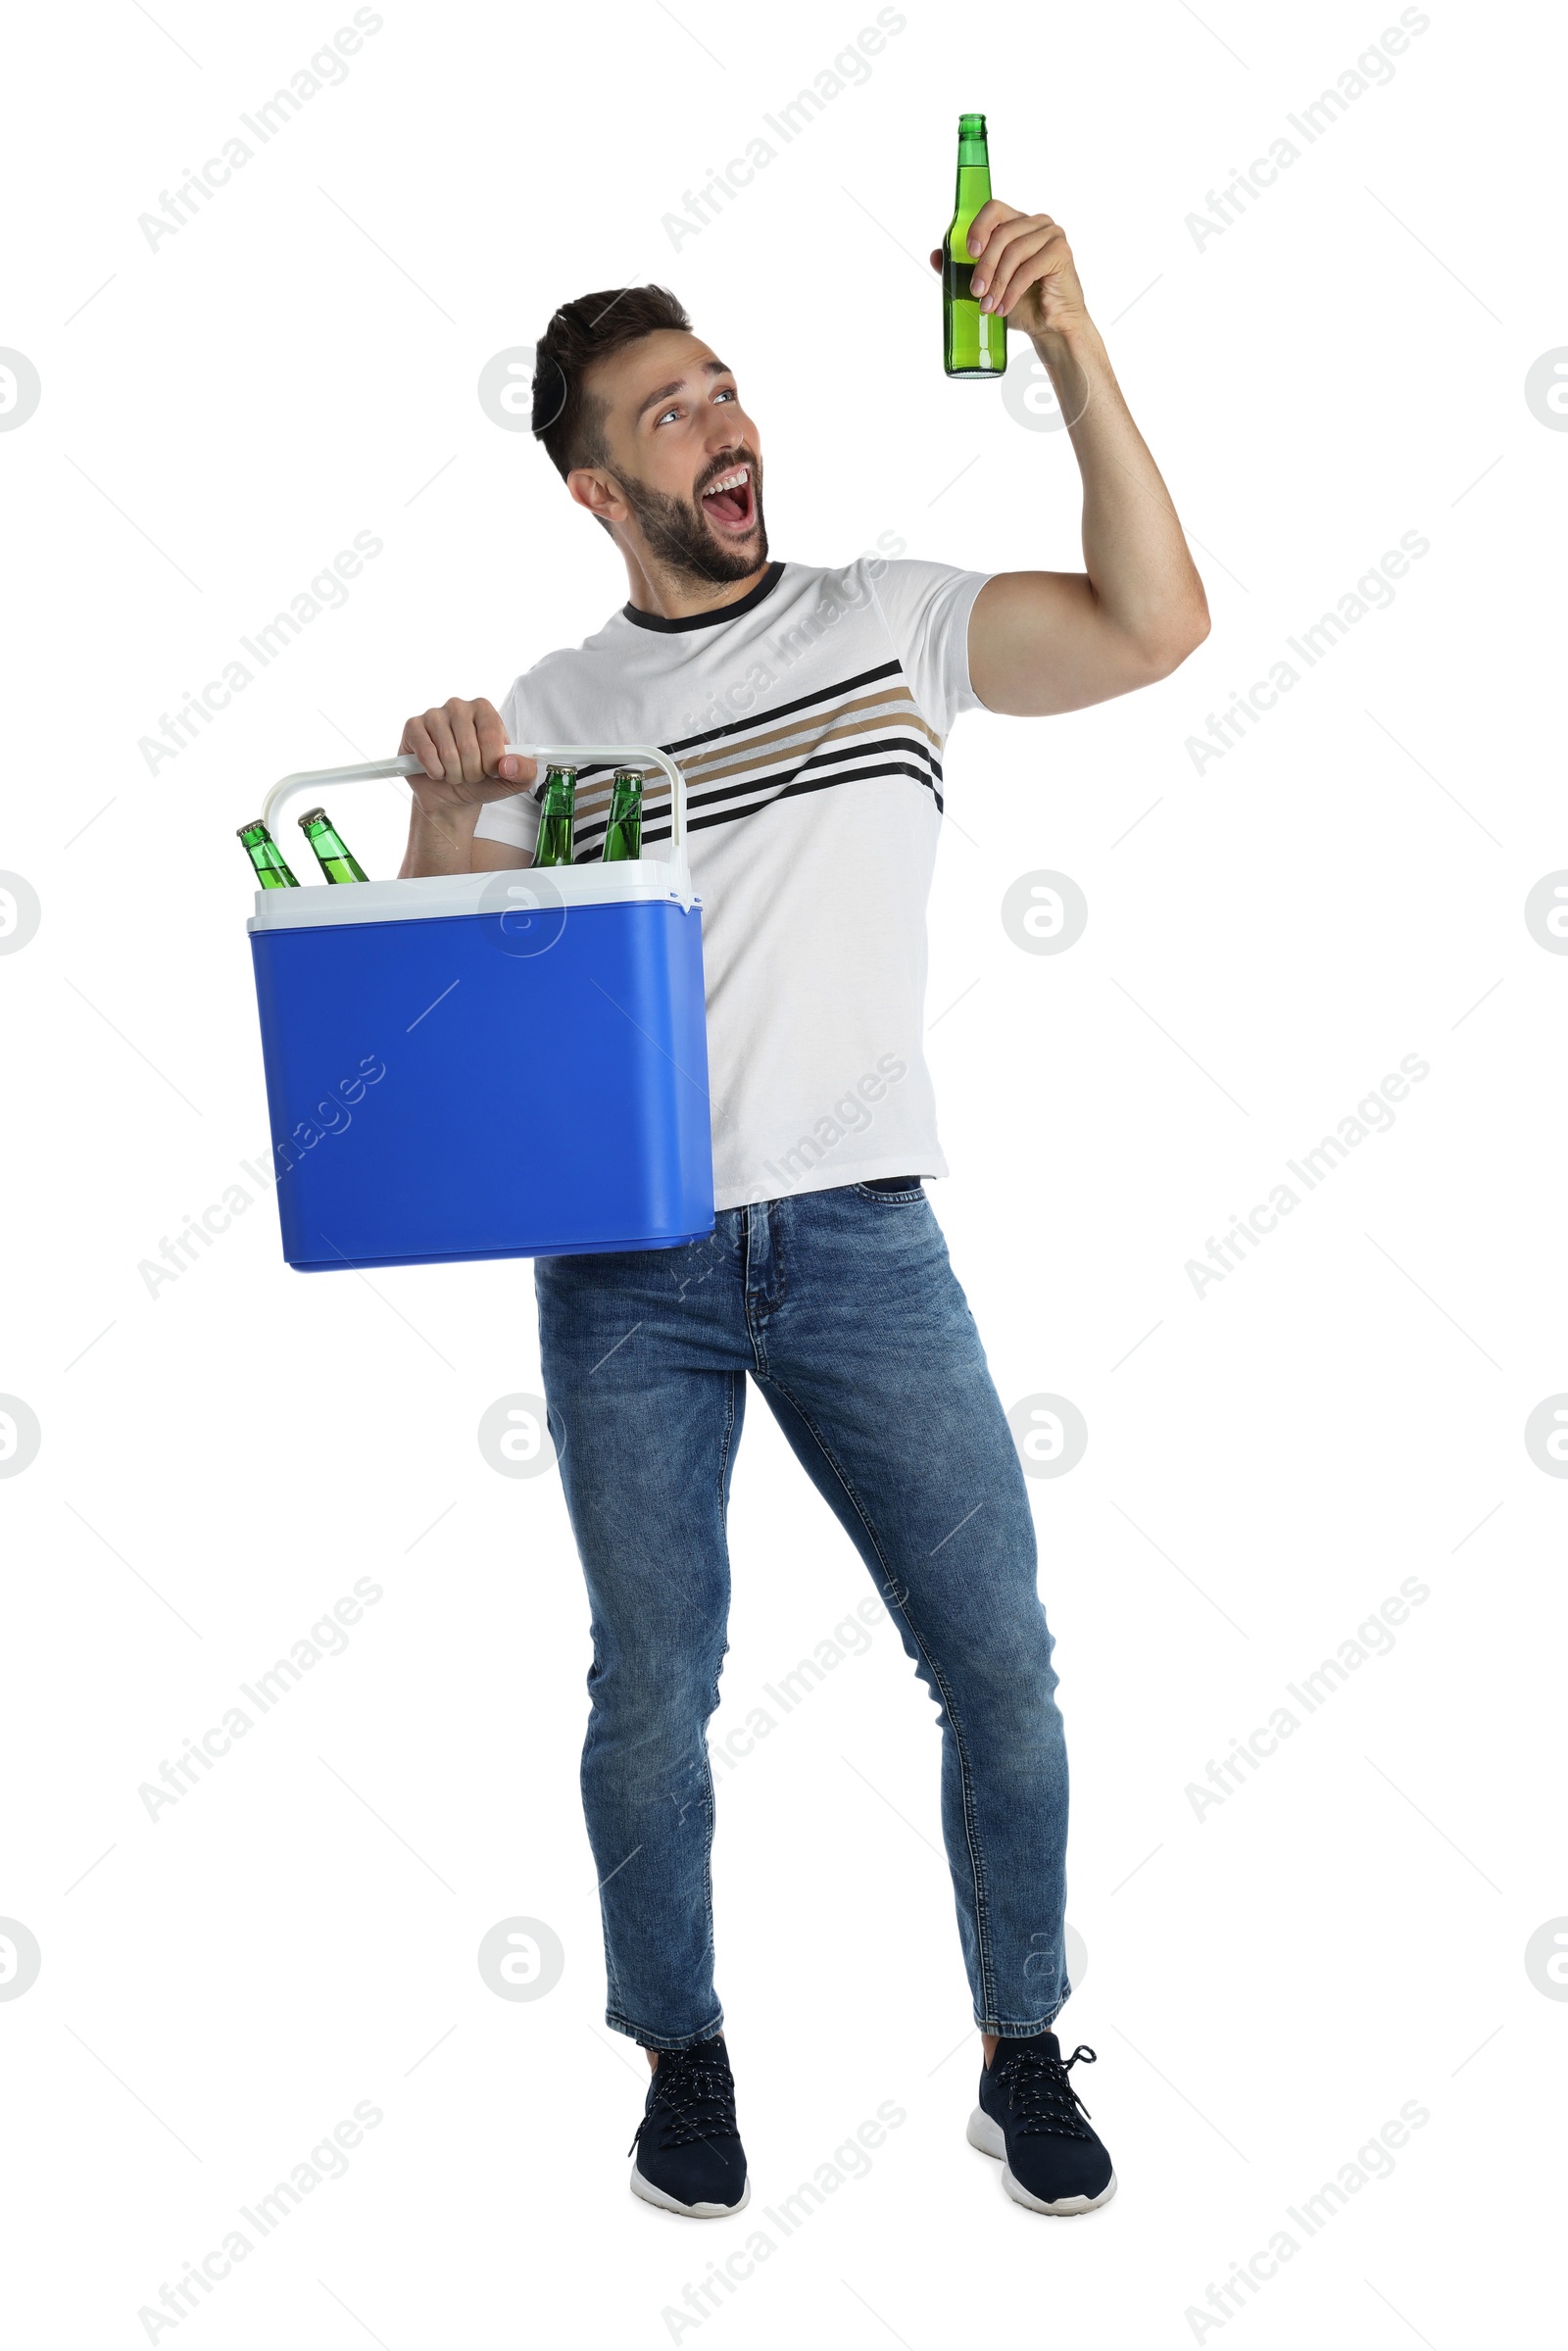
[629,2035,750,2217]
[967,2033,1117,2213]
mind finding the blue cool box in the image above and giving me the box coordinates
[248,859,714,1271]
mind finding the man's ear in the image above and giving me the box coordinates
[567,467,621,523]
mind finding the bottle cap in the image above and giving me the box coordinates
[298,807,329,830]
[237,819,267,839]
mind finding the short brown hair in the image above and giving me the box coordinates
[532,285,692,480]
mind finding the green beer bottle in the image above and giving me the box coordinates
[602,768,644,862]
[944,112,1006,379]
[299,806,369,884]
[238,818,299,889]
[533,765,577,867]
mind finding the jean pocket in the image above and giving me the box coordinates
[851,1178,925,1202]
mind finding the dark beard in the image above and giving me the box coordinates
[616,466,768,587]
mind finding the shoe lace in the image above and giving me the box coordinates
[993,2041,1099,2138]
[628,2046,740,2158]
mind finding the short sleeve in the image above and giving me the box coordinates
[865,558,992,738]
[471,677,542,855]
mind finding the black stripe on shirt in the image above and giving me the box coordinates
[630,758,945,847]
[554,659,913,793]
[566,713,946,847]
[684,733,944,815]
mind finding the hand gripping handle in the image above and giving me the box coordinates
[258,744,693,906]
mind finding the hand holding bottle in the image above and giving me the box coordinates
[931,197,1089,358]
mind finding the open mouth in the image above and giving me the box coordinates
[699,463,757,534]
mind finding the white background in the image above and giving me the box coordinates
[3,0,1565,2343]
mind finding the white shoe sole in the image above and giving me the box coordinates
[966,2106,1118,2214]
[630,2162,751,2219]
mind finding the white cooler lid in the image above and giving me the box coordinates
[248,861,700,932]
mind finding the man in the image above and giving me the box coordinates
[399,197,1208,2219]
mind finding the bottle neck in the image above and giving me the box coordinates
[953,157,992,220]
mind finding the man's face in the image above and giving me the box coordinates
[570,329,767,586]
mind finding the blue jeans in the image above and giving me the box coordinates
[535,1181,1071,2049]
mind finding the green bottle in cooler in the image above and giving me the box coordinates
[238,819,299,888]
[533,765,577,867]
[944,112,1006,379]
[602,769,644,862]
[299,807,369,884]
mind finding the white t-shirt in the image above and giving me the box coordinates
[474,556,991,1211]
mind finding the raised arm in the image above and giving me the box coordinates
[930,204,1210,717]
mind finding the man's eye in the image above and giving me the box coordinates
[714,387,736,404]
[655,406,679,426]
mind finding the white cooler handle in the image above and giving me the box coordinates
[259,744,694,907]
